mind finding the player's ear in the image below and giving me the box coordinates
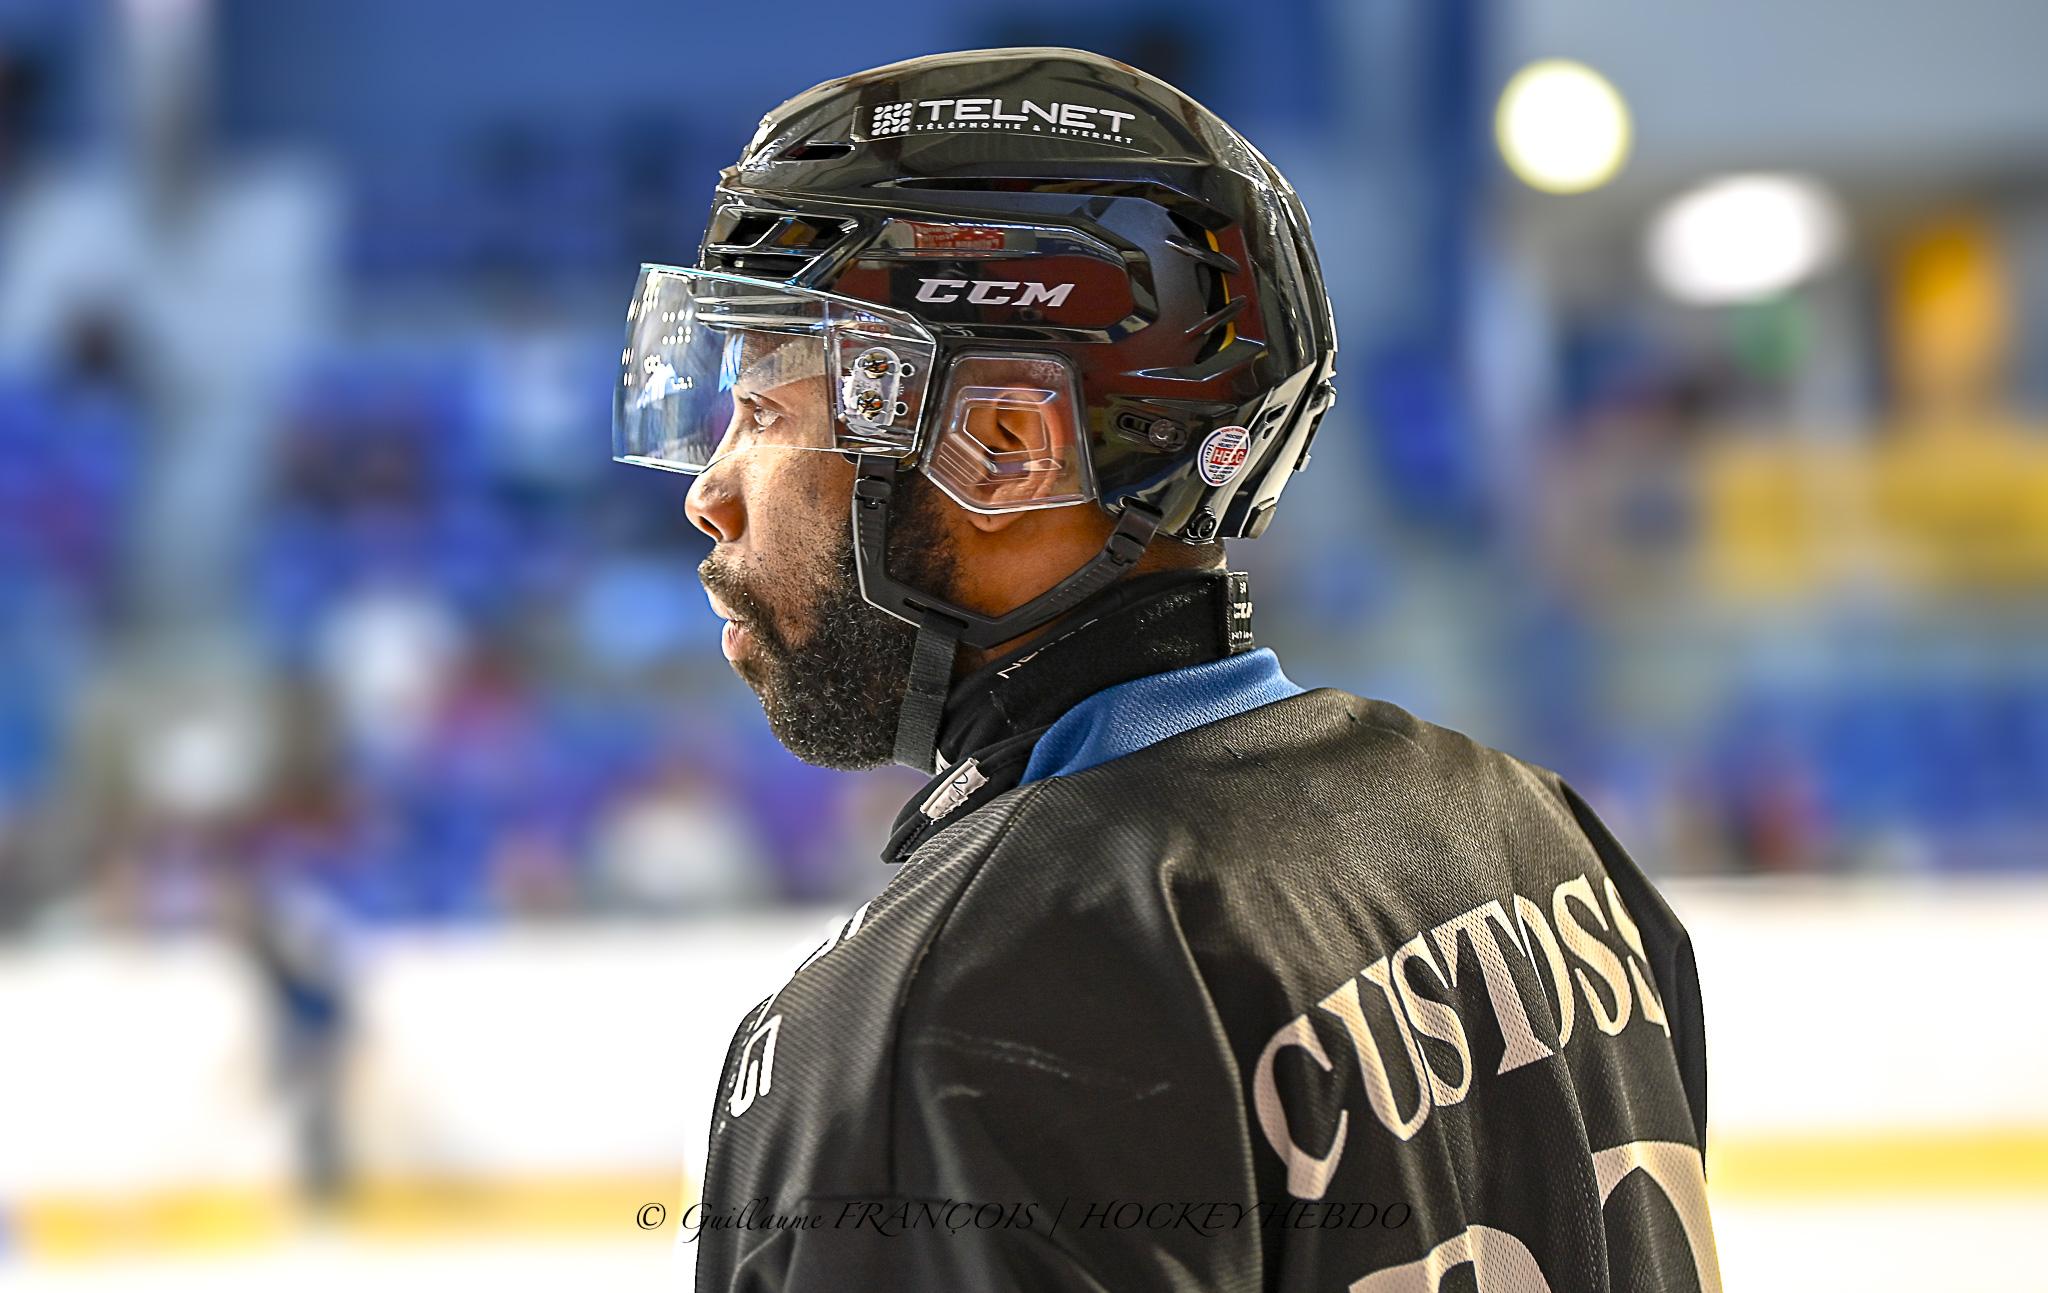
[926,356,1091,534]
[954,393,1071,532]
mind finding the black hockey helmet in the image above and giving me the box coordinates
[614,47,1337,769]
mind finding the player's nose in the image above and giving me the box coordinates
[684,459,744,544]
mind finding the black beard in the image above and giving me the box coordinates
[699,484,958,770]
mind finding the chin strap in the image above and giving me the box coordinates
[892,609,963,774]
[852,454,1161,774]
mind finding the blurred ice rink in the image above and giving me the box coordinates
[3,887,2046,1291]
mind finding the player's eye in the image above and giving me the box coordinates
[736,396,786,436]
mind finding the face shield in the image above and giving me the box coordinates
[614,265,940,474]
[613,263,1094,513]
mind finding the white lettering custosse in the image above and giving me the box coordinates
[1251,873,1719,1292]
[1253,871,1672,1193]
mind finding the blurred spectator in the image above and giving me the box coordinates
[588,760,773,913]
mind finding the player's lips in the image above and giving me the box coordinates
[704,587,755,663]
[720,618,753,662]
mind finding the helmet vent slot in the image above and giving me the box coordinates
[1167,213,1240,363]
[702,209,855,278]
[780,140,856,161]
[713,212,779,248]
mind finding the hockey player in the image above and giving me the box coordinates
[613,46,1718,1293]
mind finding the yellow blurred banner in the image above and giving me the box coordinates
[1701,425,2048,595]
[14,1186,294,1259]
[1711,1130,2048,1199]
[12,1172,690,1260]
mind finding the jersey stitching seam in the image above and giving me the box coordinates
[905,1023,1176,1099]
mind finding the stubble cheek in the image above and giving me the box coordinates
[755,451,857,650]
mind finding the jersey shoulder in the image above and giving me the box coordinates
[891,684,1586,1053]
[983,685,1588,894]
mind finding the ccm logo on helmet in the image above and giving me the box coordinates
[915,278,1075,307]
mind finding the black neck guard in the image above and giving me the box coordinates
[880,568,1253,865]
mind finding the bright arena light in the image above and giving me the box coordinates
[1646,174,1846,304]
[1495,59,1632,194]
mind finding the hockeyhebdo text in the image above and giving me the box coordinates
[676,1196,1414,1242]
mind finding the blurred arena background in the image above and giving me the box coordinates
[1,0,2044,1288]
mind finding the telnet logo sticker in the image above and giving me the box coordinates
[870,102,917,135]
[863,98,1141,149]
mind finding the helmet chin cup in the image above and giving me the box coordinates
[849,455,1157,652]
[850,453,1159,773]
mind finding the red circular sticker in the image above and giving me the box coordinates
[1197,425,1252,486]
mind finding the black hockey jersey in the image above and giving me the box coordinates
[688,578,1718,1292]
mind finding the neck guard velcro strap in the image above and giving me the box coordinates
[892,608,962,774]
[879,568,1254,864]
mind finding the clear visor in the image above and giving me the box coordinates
[613,265,938,474]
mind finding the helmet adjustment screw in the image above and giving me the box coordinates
[1187,508,1219,541]
[1147,418,1184,450]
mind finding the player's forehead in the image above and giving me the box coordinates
[726,328,829,406]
